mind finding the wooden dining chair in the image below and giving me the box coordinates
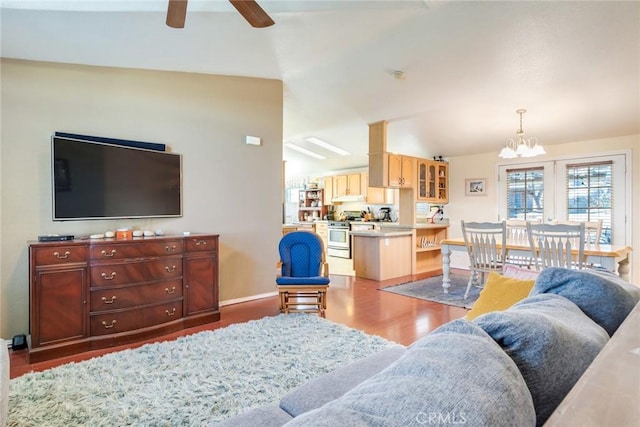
[527,222,586,271]
[461,220,507,299]
[551,219,603,244]
[505,218,541,268]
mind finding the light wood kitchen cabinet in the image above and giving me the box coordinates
[414,225,449,276]
[314,221,328,252]
[322,176,333,205]
[366,186,396,204]
[417,160,449,203]
[334,173,362,196]
[389,154,415,188]
[369,152,415,189]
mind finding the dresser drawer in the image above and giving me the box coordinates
[185,236,218,252]
[90,280,183,312]
[90,300,182,336]
[33,245,87,266]
[90,240,184,260]
[91,258,183,287]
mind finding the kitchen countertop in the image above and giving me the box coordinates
[374,222,449,229]
[282,221,448,228]
[349,230,414,237]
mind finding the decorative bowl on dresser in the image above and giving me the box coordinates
[28,234,219,362]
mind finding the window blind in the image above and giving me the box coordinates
[565,161,613,244]
[506,167,544,220]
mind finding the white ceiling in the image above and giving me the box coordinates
[2,0,639,175]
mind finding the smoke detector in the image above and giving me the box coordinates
[392,70,406,80]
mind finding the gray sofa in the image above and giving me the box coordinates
[216,268,639,427]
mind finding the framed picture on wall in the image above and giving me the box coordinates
[465,178,486,196]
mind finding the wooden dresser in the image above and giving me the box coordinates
[28,234,219,362]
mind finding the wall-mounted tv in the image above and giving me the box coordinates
[52,135,182,221]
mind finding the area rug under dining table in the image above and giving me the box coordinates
[7,314,400,426]
[380,274,480,309]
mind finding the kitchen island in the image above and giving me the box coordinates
[350,222,449,280]
[350,229,414,280]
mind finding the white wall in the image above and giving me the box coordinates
[0,59,284,338]
[446,134,639,284]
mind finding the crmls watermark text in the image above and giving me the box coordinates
[415,411,467,425]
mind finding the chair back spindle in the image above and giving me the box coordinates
[527,222,585,270]
[461,220,507,299]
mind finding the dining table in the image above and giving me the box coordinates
[439,238,632,293]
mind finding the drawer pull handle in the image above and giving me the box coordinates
[165,308,176,317]
[101,272,117,280]
[101,296,117,304]
[102,320,117,329]
[165,245,177,252]
[165,265,177,273]
[53,251,70,259]
[194,239,208,246]
[101,249,116,257]
[165,286,176,294]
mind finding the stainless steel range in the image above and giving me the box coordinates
[327,220,351,258]
[327,211,376,259]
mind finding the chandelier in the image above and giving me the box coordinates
[499,109,546,158]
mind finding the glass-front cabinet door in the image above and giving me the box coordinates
[416,159,448,204]
[418,162,427,199]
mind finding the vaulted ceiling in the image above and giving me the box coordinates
[2,1,639,175]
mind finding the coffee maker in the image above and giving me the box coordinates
[379,207,393,222]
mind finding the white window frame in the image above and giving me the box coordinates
[497,150,631,245]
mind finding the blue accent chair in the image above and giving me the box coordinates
[276,231,330,315]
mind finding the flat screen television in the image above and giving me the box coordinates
[52,136,182,220]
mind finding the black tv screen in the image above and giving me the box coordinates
[52,136,182,220]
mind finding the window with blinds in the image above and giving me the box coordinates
[506,167,544,220]
[566,161,613,244]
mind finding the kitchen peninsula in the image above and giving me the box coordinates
[351,223,449,280]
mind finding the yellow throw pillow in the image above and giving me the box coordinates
[465,272,535,321]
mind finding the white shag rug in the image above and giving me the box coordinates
[8,314,400,426]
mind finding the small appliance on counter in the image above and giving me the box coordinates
[378,207,393,222]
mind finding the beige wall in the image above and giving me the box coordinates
[446,134,639,284]
[0,59,284,339]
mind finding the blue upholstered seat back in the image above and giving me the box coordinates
[279,231,324,278]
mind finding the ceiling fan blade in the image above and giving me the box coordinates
[229,0,275,28]
[166,0,187,28]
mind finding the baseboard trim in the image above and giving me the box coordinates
[220,291,278,307]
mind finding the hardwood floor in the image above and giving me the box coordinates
[9,271,469,379]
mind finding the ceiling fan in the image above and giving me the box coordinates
[166,0,275,29]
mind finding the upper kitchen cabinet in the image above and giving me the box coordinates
[369,152,415,188]
[366,186,396,204]
[368,120,414,189]
[417,160,449,204]
[362,173,396,204]
[322,176,334,205]
[334,173,362,197]
[388,154,415,188]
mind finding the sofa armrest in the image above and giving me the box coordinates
[544,301,640,426]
